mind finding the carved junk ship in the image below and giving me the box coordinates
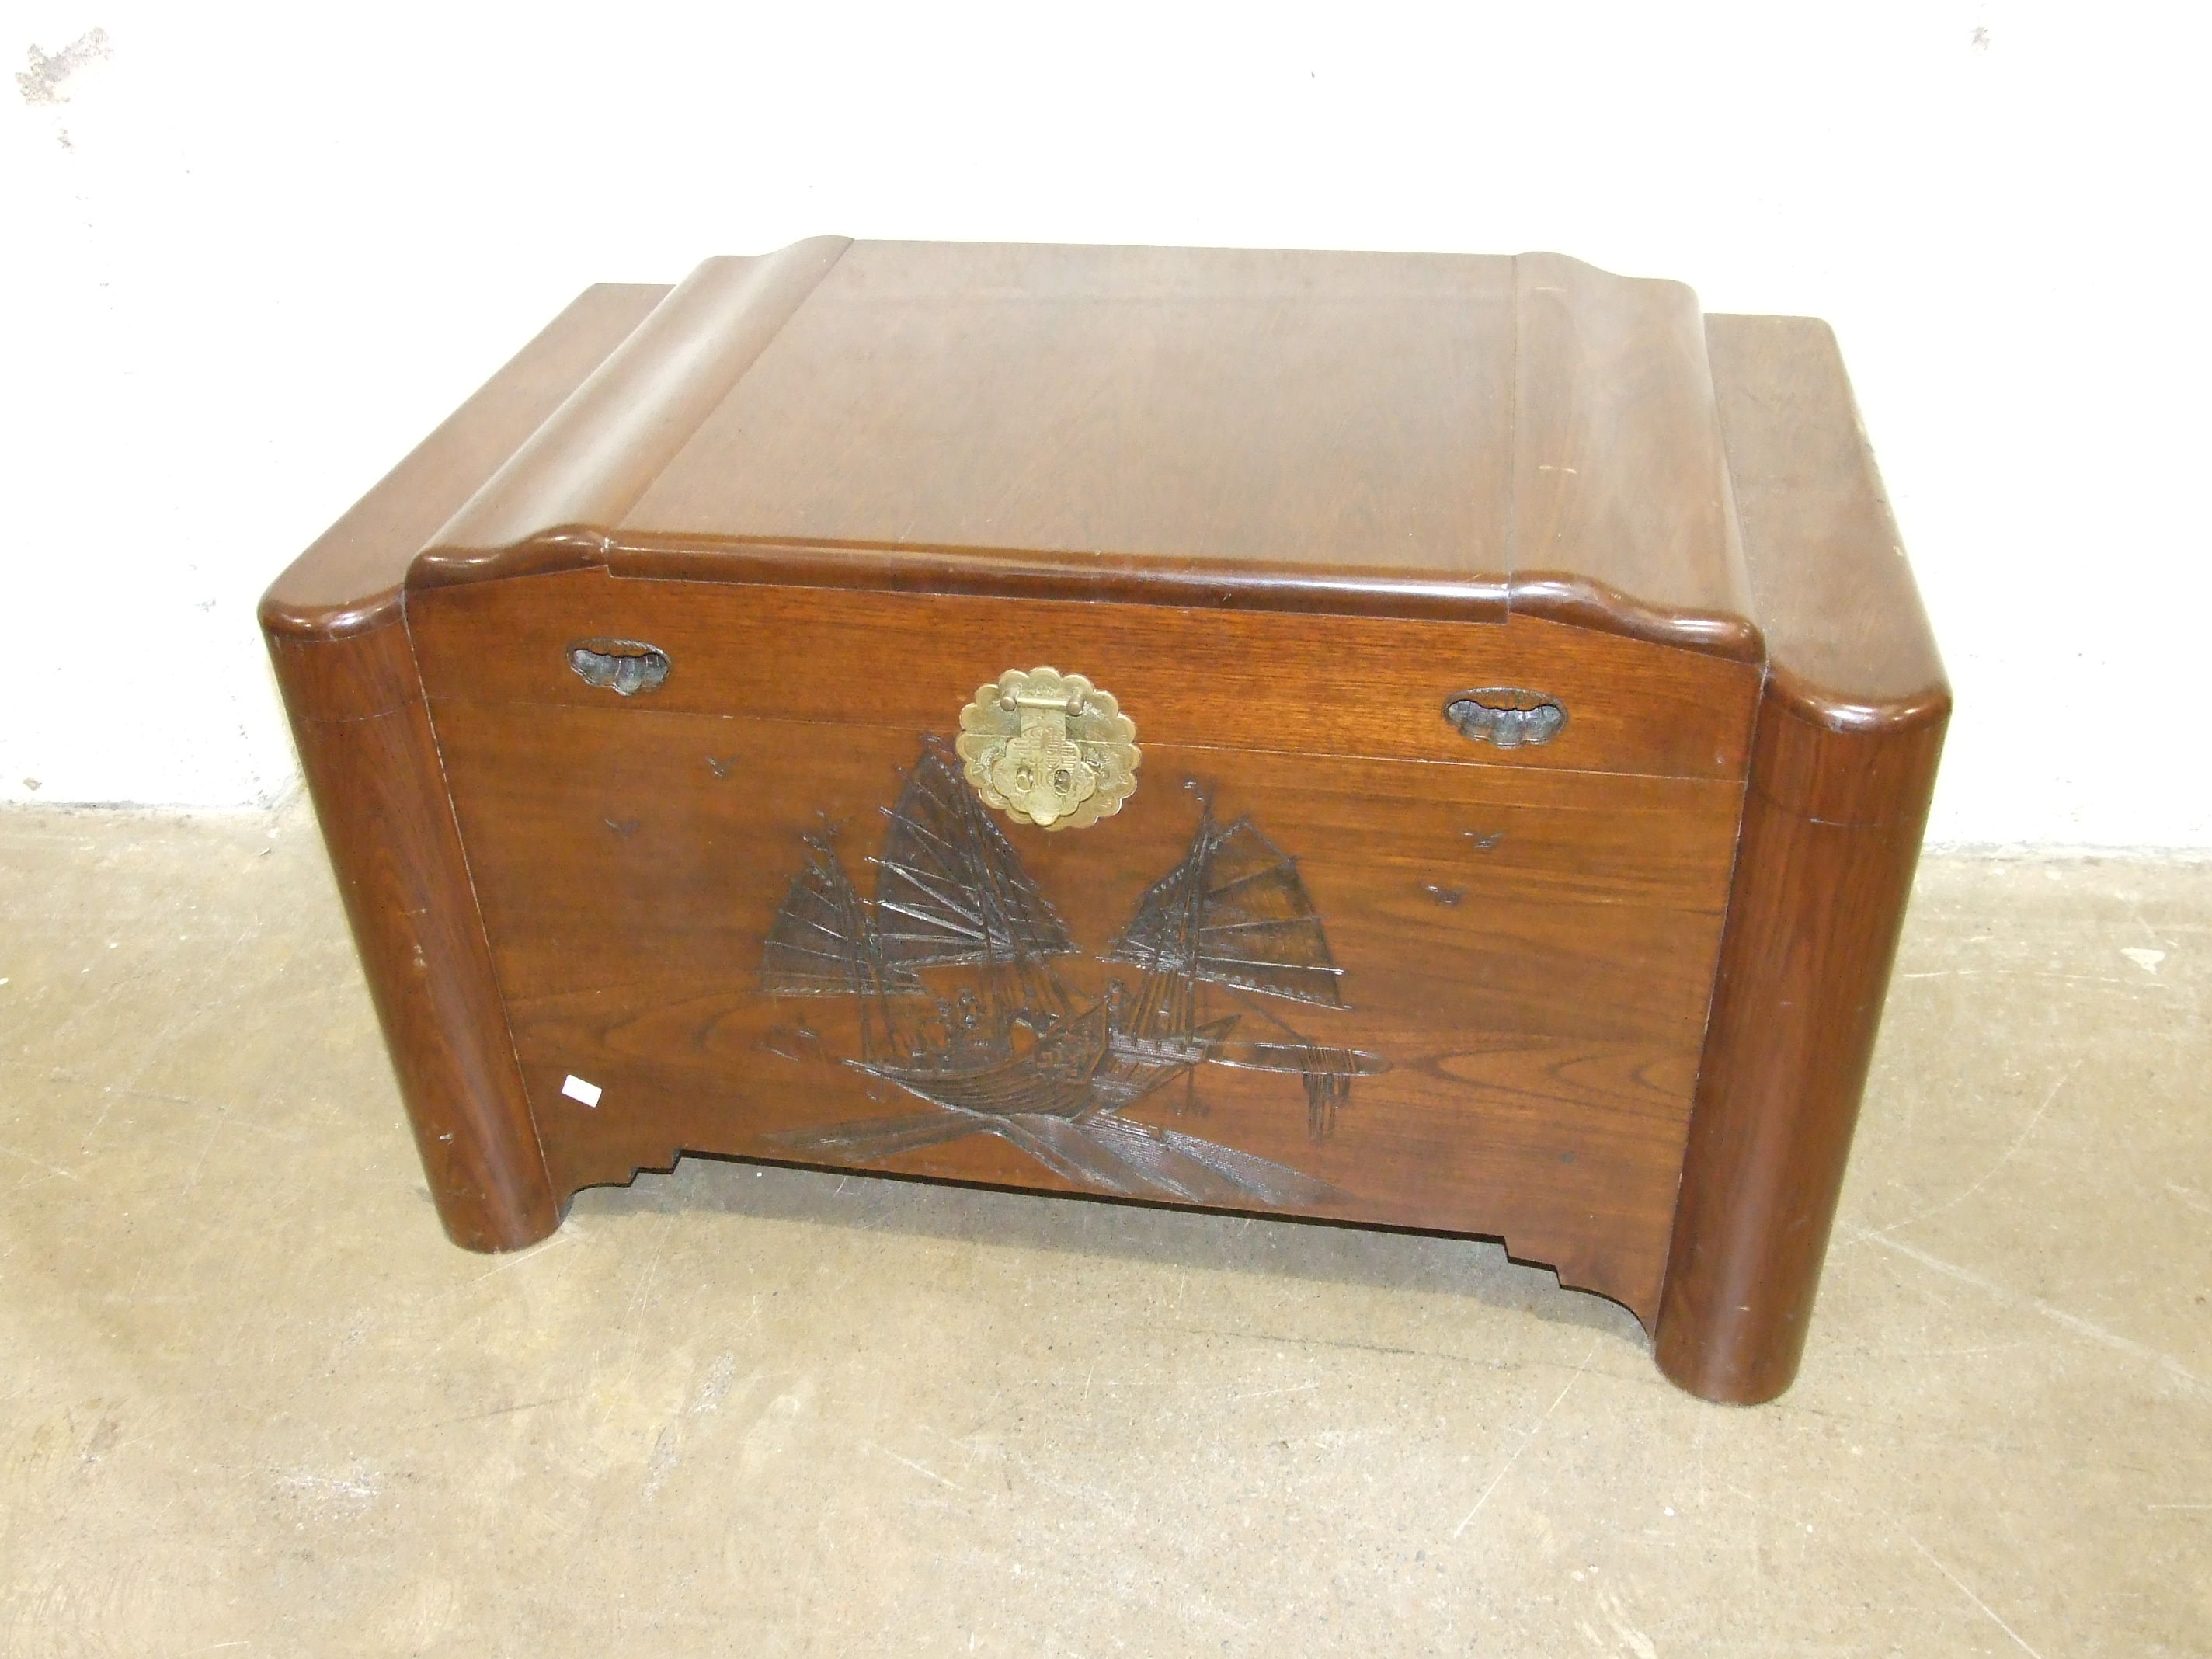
[758,742,1386,1206]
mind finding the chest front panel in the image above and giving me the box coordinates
[409,569,1758,1320]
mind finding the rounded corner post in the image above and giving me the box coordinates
[1654,690,1946,1403]
[263,607,559,1253]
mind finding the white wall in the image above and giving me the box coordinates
[4,2,2207,845]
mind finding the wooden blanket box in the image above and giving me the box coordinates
[260,238,1947,1403]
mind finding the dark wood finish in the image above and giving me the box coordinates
[259,243,1945,1403]
[258,281,673,1247]
[426,694,1740,1318]
[405,570,1761,783]
[261,283,670,639]
[1508,253,1759,660]
[410,244,1758,656]
[1656,315,1949,1403]
[1701,315,1949,729]
[403,509,1762,1319]
[624,242,1520,580]
[265,624,557,1250]
[423,238,850,572]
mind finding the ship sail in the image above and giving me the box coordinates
[762,758,1379,1196]
[760,836,918,999]
[1104,816,1344,1007]
[871,743,1078,969]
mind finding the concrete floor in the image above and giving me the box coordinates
[0,798,2205,1657]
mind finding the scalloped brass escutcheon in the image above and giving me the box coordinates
[955,667,1139,830]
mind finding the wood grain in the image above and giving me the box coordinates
[405,570,1762,784]
[1657,315,1950,1403]
[1510,253,1758,659]
[423,697,1744,1320]
[405,242,1762,656]
[623,241,1521,583]
[259,283,669,638]
[1704,313,1947,729]
[256,280,673,1247]
[253,243,1946,1403]
[418,238,850,575]
[1656,705,1941,1399]
[265,624,557,1250]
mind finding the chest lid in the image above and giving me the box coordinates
[409,238,1758,661]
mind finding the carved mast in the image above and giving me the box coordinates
[758,832,917,1063]
[760,743,1386,1199]
[1101,808,1385,1135]
[870,740,1079,1050]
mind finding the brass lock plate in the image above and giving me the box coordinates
[955,668,1139,830]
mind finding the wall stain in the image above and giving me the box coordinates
[17,28,110,106]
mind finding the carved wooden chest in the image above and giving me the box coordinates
[261,238,1946,1403]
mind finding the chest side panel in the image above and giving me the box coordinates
[411,575,1756,1321]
